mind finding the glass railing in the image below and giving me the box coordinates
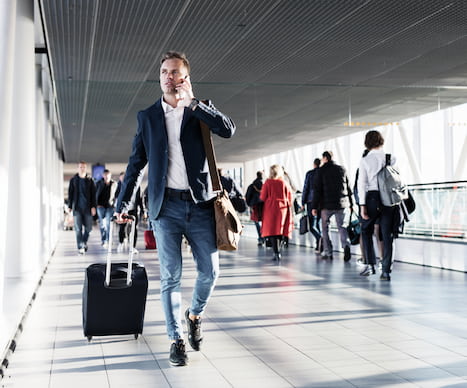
[403,181,467,241]
[243,181,467,243]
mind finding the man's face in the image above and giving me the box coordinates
[103,172,111,182]
[160,58,189,95]
[78,163,87,175]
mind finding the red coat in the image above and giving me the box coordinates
[260,178,294,238]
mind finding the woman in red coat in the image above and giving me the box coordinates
[260,164,294,261]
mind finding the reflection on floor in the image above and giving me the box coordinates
[1,228,467,388]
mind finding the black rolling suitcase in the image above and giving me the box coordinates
[82,216,148,341]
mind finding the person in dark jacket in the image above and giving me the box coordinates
[301,158,322,251]
[311,151,352,261]
[245,171,264,245]
[95,169,117,248]
[219,168,246,213]
[115,51,235,366]
[68,161,96,254]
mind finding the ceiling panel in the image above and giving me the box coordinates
[39,0,467,164]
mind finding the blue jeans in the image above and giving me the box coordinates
[151,195,219,341]
[306,203,321,245]
[254,221,264,243]
[97,206,114,243]
[73,209,93,249]
[320,208,349,256]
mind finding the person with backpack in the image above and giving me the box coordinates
[357,130,400,281]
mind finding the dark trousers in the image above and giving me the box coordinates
[269,235,283,254]
[361,191,396,273]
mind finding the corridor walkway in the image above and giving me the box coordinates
[1,227,467,387]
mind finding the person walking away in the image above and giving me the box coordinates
[95,169,117,248]
[68,161,96,254]
[260,164,294,261]
[245,171,264,246]
[115,51,236,366]
[311,151,352,261]
[219,168,246,213]
[302,158,322,252]
[357,130,399,281]
[353,151,384,266]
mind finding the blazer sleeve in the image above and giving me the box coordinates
[192,100,236,138]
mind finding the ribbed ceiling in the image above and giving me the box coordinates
[40,0,467,164]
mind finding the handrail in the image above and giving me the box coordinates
[408,181,466,188]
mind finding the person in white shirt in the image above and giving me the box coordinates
[357,130,398,281]
[115,51,236,366]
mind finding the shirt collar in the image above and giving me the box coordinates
[161,96,183,114]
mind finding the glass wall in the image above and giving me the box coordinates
[405,181,467,241]
[244,102,467,242]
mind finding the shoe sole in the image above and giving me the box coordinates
[169,359,188,367]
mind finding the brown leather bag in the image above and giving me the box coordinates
[200,121,242,251]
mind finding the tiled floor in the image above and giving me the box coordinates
[1,227,467,388]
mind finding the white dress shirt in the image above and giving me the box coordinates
[357,148,396,205]
[161,98,190,190]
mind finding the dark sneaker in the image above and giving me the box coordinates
[344,245,351,262]
[360,265,376,276]
[169,339,188,366]
[185,308,203,351]
[380,272,391,281]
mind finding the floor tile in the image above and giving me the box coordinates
[1,229,467,388]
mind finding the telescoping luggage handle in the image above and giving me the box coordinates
[106,215,136,287]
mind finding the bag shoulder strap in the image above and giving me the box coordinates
[200,121,222,192]
[385,153,391,166]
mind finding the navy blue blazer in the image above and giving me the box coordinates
[115,98,236,219]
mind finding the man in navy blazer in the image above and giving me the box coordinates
[115,51,235,366]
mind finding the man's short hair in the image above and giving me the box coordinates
[322,151,333,161]
[160,51,190,73]
[313,158,321,167]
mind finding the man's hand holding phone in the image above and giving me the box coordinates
[175,75,194,108]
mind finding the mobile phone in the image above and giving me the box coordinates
[175,75,189,100]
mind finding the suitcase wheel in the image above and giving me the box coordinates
[87,336,92,342]
[134,334,139,340]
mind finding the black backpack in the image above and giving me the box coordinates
[245,184,260,207]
